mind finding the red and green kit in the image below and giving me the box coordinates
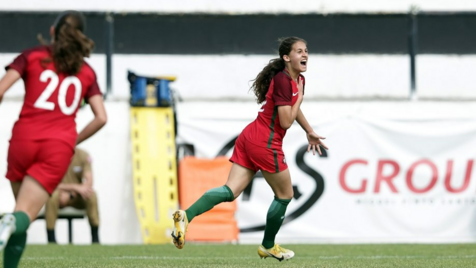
[5,45,101,193]
[230,70,305,173]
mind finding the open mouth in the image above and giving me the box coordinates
[300,60,307,66]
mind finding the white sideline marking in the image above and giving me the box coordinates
[23,257,65,260]
[22,255,476,261]
[112,255,476,260]
[23,255,476,260]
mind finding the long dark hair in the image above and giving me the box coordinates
[250,36,307,104]
[39,11,95,75]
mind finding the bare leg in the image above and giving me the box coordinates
[262,169,294,199]
[10,181,21,200]
[45,190,61,243]
[14,176,49,221]
[225,163,256,199]
[2,176,49,267]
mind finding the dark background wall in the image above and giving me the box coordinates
[1,12,475,54]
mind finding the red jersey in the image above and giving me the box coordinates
[242,70,305,149]
[6,46,102,149]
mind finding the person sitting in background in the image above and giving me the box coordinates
[45,148,100,244]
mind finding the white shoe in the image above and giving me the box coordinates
[0,214,16,252]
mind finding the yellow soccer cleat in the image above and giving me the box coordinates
[258,244,295,261]
[171,210,188,249]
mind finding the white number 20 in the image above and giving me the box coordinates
[34,70,82,115]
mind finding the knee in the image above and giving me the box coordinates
[58,191,71,207]
[85,191,99,207]
[231,192,240,201]
[88,191,98,203]
[281,194,294,200]
[277,189,294,200]
[221,185,238,202]
[288,189,294,200]
[46,191,60,207]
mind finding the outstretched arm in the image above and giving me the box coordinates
[296,109,328,155]
[0,69,21,104]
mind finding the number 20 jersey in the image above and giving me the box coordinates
[6,45,102,149]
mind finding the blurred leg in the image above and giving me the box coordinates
[4,176,49,268]
[45,190,61,243]
[0,183,20,253]
[68,191,100,243]
[10,182,21,199]
[84,192,100,244]
[14,176,49,221]
[2,233,26,268]
[83,192,99,227]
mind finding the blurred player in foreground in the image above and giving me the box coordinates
[171,36,327,261]
[0,10,107,268]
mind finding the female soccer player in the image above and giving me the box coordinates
[0,11,107,267]
[171,36,328,261]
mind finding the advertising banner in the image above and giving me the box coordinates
[178,102,476,243]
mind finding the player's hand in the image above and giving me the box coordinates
[306,131,328,156]
[297,76,304,97]
[75,185,94,200]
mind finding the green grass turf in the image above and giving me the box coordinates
[3,243,476,268]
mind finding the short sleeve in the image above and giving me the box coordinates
[273,73,293,106]
[84,71,103,103]
[85,80,102,100]
[5,53,28,77]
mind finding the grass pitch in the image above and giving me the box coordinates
[4,243,476,267]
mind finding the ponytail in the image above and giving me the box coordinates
[38,11,94,75]
[250,58,285,104]
[52,23,94,75]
